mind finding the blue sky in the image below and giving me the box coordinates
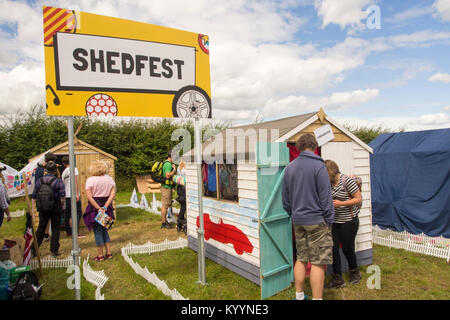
[0,0,449,131]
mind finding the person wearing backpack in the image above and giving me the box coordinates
[324,160,362,289]
[160,152,176,229]
[34,152,57,242]
[31,161,65,257]
[175,160,187,234]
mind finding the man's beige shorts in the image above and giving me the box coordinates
[294,223,333,265]
[160,187,173,208]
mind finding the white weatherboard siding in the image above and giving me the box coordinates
[185,162,261,268]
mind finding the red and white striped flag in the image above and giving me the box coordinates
[23,227,33,266]
[23,213,34,265]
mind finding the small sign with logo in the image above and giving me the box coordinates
[314,124,335,146]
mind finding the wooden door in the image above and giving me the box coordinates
[257,142,293,299]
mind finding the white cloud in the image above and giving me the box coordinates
[385,5,433,23]
[0,0,449,131]
[334,113,450,132]
[260,88,379,119]
[320,88,379,109]
[0,63,44,114]
[262,95,312,118]
[428,72,450,84]
[433,0,450,21]
[211,36,381,115]
[314,0,372,30]
[388,30,450,48]
[443,105,450,112]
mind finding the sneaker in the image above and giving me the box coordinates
[325,274,346,289]
[349,268,362,285]
[161,222,174,229]
[77,234,86,239]
[51,251,61,258]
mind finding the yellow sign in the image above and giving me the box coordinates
[43,6,211,118]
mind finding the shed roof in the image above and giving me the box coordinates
[28,139,117,163]
[183,109,372,162]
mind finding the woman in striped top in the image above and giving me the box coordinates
[324,160,362,289]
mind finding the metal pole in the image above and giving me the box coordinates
[68,116,81,300]
[195,117,206,285]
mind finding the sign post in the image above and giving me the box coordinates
[67,116,81,300]
[195,118,206,285]
[42,6,212,297]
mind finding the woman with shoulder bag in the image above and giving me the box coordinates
[324,160,362,288]
[83,160,116,262]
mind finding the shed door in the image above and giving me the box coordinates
[257,142,293,299]
[321,142,354,175]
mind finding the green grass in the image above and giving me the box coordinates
[133,248,261,300]
[131,244,450,300]
[2,195,449,300]
[38,268,96,300]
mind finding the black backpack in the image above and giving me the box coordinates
[11,271,42,300]
[36,176,57,213]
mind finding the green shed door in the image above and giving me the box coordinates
[257,142,293,300]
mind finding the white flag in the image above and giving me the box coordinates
[130,188,139,208]
[151,193,158,213]
[140,193,150,211]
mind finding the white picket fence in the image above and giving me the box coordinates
[121,237,188,300]
[30,255,73,269]
[29,255,108,300]
[121,238,187,255]
[9,209,25,218]
[372,225,450,262]
[82,255,108,300]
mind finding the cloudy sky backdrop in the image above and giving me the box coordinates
[1,0,449,131]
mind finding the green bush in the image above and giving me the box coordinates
[0,106,227,181]
[343,124,400,145]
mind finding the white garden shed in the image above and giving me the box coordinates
[183,109,374,299]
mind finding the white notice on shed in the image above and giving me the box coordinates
[314,124,334,146]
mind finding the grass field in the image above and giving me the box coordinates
[1,192,449,300]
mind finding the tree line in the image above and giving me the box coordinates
[0,106,393,186]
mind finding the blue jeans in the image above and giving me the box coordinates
[93,222,110,246]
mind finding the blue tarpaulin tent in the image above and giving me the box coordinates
[369,128,450,237]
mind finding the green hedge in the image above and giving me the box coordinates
[0,106,396,181]
[0,106,227,181]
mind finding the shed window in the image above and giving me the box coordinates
[202,161,238,202]
[218,163,238,202]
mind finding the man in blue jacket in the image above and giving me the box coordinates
[282,133,334,300]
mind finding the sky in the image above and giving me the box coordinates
[0,0,449,131]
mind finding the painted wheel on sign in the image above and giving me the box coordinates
[172,86,211,119]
